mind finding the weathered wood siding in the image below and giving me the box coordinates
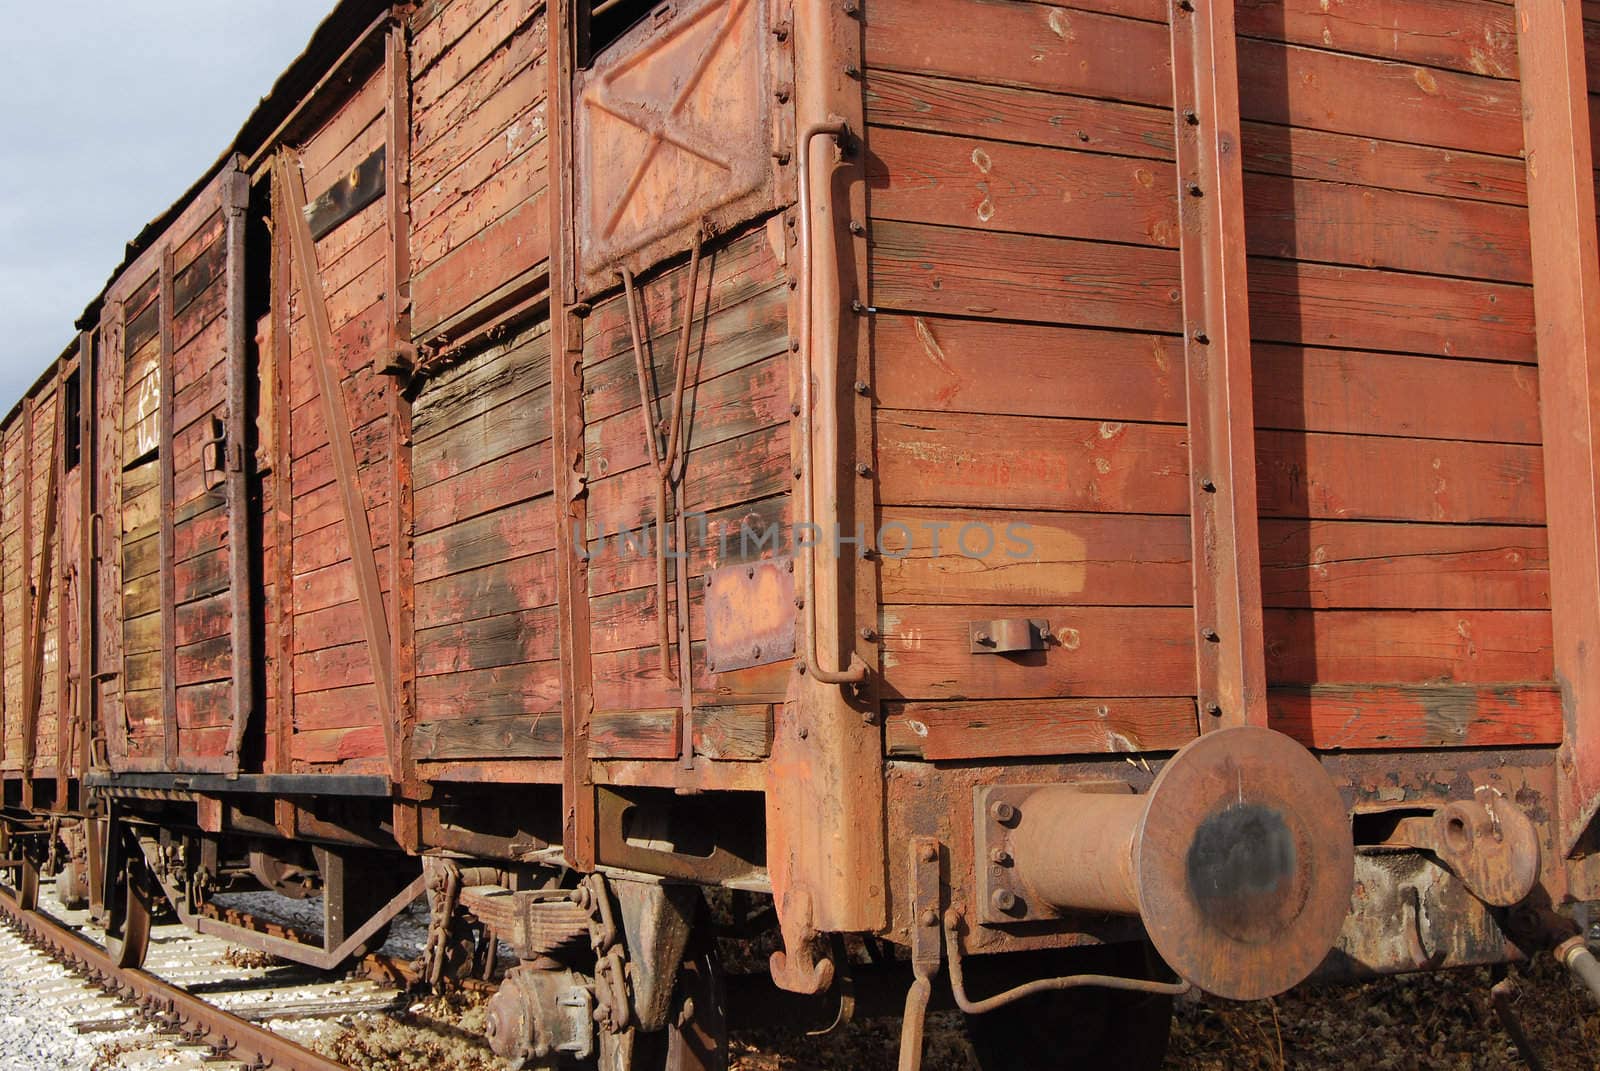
[580,223,791,763]
[409,0,550,339]
[410,319,560,763]
[284,64,400,772]
[1237,0,1551,749]
[865,0,1554,761]
[0,376,76,779]
[169,209,237,764]
[864,0,1201,761]
[120,266,167,767]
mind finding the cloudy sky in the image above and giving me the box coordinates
[0,1,334,413]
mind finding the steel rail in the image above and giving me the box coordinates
[0,884,352,1071]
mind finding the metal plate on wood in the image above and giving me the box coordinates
[304,146,386,241]
[704,556,795,673]
[574,0,773,280]
[969,618,1049,655]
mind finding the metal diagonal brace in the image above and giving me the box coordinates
[274,149,400,778]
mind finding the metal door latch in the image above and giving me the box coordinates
[969,618,1049,655]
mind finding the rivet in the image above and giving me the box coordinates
[854,380,870,395]
[856,462,872,477]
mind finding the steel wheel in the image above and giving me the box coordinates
[634,928,728,1071]
[104,860,152,969]
[16,856,39,912]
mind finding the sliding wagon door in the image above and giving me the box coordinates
[100,165,253,774]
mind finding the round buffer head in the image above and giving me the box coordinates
[1134,726,1354,1000]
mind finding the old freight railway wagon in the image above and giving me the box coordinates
[8,0,1600,1065]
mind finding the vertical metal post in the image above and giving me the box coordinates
[20,394,34,805]
[1514,0,1600,858]
[223,166,256,773]
[765,0,887,978]
[270,162,297,836]
[78,330,96,778]
[385,18,419,817]
[1169,0,1267,731]
[159,250,178,768]
[55,360,71,801]
[551,0,596,869]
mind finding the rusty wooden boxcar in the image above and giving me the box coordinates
[9,0,1600,1065]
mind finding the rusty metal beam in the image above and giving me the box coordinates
[764,0,887,988]
[77,330,95,781]
[222,165,255,773]
[159,250,178,769]
[56,357,72,804]
[551,0,597,869]
[269,169,295,800]
[1514,0,1600,859]
[24,389,64,787]
[1168,0,1267,731]
[385,22,419,814]
[275,149,400,779]
[19,395,34,803]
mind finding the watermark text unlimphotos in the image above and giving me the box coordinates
[576,516,1036,561]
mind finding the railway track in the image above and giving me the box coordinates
[0,878,417,1071]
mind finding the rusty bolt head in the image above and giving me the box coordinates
[1199,477,1217,493]
[747,566,757,579]
[991,888,1018,914]
[849,220,866,235]
[861,626,880,642]
[772,150,792,165]
[1186,181,1204,197]
[854,379,870,395]
[1207,702,1223,718]
[919,909,939,927]
[990,800,1018,825]
[1202,628,1221,643]
[990,848,1013,867]
[842,0,861,14]
[797,725,809,740]
[856,462,873,477]
[1192,328,1210,344]
[844,64,861,78]
[752,645,762,659]
[920,843,938,863]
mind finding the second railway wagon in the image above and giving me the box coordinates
[7,0,1600,1066]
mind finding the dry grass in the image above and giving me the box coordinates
[728,957,1599,1069]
